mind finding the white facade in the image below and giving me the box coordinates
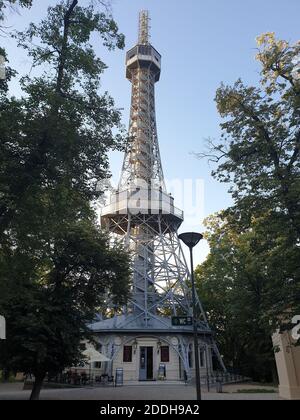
[91,333,213,382]
[273,331,300,400]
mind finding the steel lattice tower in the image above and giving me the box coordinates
[91,11,226,380]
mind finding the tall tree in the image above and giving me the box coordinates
[0,0,32,25]
[0,0,33,89]
[195,213,278,382]
[0,223,130,399]
[197,33,300,328]
[0,0,130,400]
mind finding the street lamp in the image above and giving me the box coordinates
[0,316,6,340]
[178,232,203,401]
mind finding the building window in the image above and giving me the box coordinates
[123,346,133,363]
[94,362,102,369]
[139,45,150,55]
[161,346,170,363]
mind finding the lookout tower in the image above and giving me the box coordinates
[91,11,225,382]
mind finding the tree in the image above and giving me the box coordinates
[195,213,278,382]
[0,0,130,400]
[0,223,130,399]
[0,0,32,24]
[0,1,33,90]
[197,33,300,329]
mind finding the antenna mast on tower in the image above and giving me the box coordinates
[139,10,150,45]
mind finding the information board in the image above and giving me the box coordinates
[158,363,166,380]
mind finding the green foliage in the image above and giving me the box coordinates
[236,389,277,394]
[0,222,130,377]
[0,0,130,399]
[0,48,17,95]
[195,213,278,382]
[211,34,300,236]
[197,33,300,332]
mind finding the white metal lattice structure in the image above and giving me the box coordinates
[93,11,226,378]
[119,11,165,192]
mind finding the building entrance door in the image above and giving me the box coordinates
[139,347,153,381]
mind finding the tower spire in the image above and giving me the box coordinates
[138,10,150,45]
[120,10,164,191]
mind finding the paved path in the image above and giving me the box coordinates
[0,382,279,400]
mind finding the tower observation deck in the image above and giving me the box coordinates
[92,11,226,381]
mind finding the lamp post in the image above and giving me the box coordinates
[205,345,210,392]
[178,232,203,401]
[0,316,6,340]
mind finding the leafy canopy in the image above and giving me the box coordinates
[197,33,300,326]
[196,213,278,381]
[0,0,130,399]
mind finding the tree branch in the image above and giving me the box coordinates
[287,130,300,172]
[55,0,78,95]
[233,95,282,174]
[269,63,300,95]
[193,138,229,164]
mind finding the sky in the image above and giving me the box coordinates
[2,0,300,264]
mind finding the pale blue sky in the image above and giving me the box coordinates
[2,0,300,264]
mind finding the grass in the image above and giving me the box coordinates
[236,389,277,394]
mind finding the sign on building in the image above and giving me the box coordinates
[158,363,166,380]
[171,316,193,326]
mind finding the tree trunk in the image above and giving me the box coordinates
[55,0,78,95]
[271,364,279,386]
[29,373,45,401]
[3,369,10,382]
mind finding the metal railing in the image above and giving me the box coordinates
[201,372,251,393]
[45,370,115,387]
[102,188,184,220]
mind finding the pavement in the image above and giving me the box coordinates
[0,382,279,400]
